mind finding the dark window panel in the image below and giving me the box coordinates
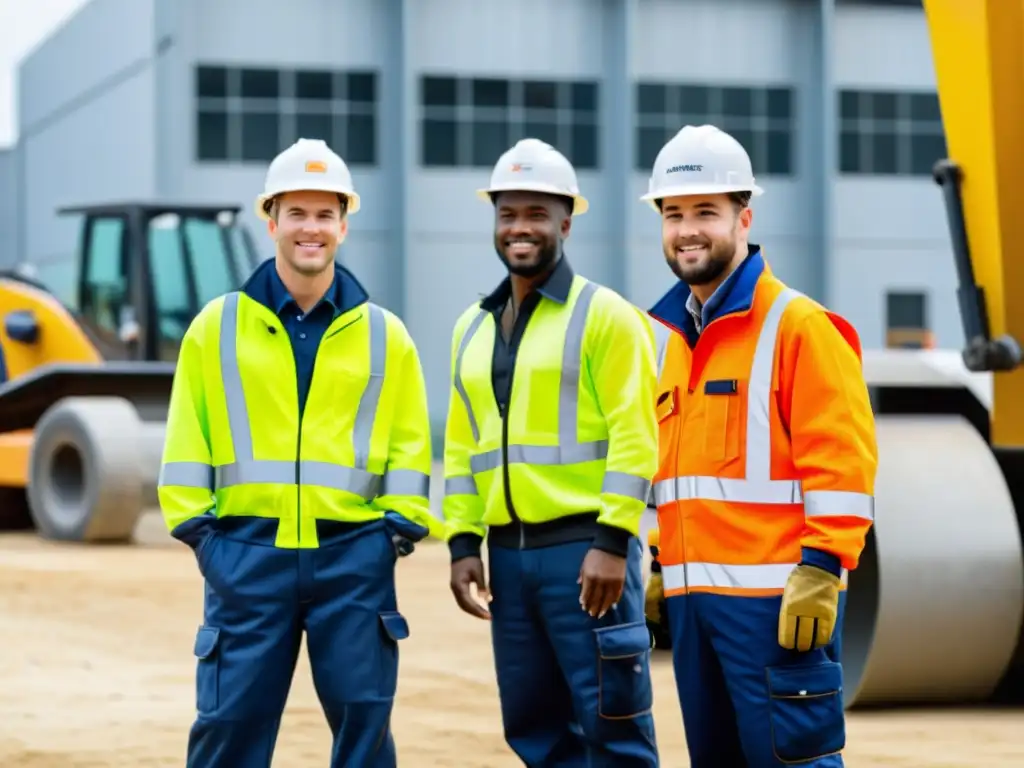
[910,132,947,175]
[196,110,228,160]
[240,68,279,99]
[721,87,753,118]
[523,80,558,110]
[346,114,376,164]
[196,66,227,98]
[522,119,559,147]
[636,126,669,170]
[766,88,792,120]
[241,111,279,162]
[422,118,458,166]
[676,85,709,115]
[839,130,861,173]
[870,91,898,121]
[296,112,333,144]
[348,72,376,104]
[296,70,333,100]
[422,76,458,107]
[886,292,927,329]
[909,93,941,122]
[637,83,667,115]
[471,119,510,166]
[839,90,860,120]
[570,123,598,170]
[571,82,598,113]
[871,131,898,174]
[472,78,509,108]
[765,129,792,174]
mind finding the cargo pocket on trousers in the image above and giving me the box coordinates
[378,611,410,699]
[193,625,221,716]
[766,661,846,763]
[594,621,653,720]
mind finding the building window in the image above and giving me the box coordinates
[839,90,945,176]
[885,290,932,349]
[634,82,795,175]
[419,75,600,170]
[195,65,378,166]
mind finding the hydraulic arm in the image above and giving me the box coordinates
[924,0,1024,447]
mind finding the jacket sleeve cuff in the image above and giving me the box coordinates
[800,546,842,578]
[448,533,483,563]
[591,524,631,559]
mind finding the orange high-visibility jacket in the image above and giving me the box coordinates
[648,248,877,598]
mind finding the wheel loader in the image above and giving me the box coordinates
[0,202,260,543]
[643,0,1024,711]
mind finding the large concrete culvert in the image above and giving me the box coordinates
[845,351,1024,708]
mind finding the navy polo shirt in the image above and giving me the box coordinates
[241,258,369,414]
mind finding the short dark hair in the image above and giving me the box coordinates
[491,191,574,217]
[654,190,752,213]
[264,193,349,221]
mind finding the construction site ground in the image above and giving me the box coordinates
[1,509,1022,767]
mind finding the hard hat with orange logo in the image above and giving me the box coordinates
[477,138,589,215]
[255,138,360,220]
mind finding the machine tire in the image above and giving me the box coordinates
[27,396,145,543]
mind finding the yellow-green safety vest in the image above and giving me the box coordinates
[157,291,441,548]
[442,274,659,540]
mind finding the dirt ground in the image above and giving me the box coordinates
[1,513,1022,768]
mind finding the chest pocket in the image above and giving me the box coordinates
[656,386,681,479]
[702,378,743,462]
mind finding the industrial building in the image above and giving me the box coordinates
[1,0,951,430]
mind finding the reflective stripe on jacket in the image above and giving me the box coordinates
[442,274,659,540]
[650,258,877,597]
[157,290,439,548]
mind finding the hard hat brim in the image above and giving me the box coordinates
[640,182,764,212]
[477,184,589,216]
[255,188,361,221]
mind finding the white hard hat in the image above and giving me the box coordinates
[255,138,360,220]
[640,124,764,212]
[477,138,589,215]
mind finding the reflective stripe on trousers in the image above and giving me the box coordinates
[653,287,871,590]
[157,293,429,501]
[443,281,651,504]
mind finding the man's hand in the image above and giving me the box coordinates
[778,564,841,651]
[578,548,627,618]
[450,556,491,620]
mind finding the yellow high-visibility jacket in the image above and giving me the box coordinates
[157,290,441,548]
[442,272,659,554]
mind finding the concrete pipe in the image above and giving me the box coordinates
[843,414,1024,707]
[28,396,150,543]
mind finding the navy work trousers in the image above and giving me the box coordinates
[185,518,408,768]
[668,591,849,767]
[488,538,659,767]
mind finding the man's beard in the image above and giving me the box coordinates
[664,237,735,286]
[495,237,561,278]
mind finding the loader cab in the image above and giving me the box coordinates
[59,202,261,363]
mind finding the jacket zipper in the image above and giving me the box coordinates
[499,357,524,550]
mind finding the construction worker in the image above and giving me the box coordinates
[157,137,440,768]
[442,138,660,767]
[642,125,877,767]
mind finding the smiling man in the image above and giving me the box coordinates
[442,138,661,766]
[644,124,877,767]
[157,138,440,768]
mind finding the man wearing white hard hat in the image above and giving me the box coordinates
[442,138,661,766]
[643,124,877,766]
[158,138,439,767]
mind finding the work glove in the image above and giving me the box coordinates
[644,534,672,650]
[383,510,429,558]
[778,564,841,652]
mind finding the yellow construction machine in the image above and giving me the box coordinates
[0,202,260,543]
[646,0,1024,711]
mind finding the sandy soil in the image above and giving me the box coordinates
[0,512,1022,768]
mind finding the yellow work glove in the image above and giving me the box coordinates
[778,564,840,652]
[645,571,665,625]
